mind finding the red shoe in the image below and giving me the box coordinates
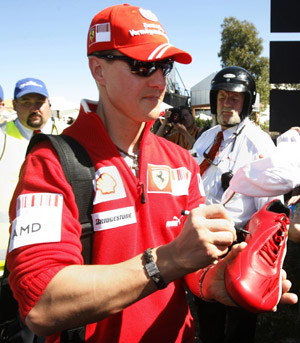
[225,199,290,313]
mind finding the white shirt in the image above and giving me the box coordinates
[14,117,59,140]
[229,128,300,197]
[193,118,280,228]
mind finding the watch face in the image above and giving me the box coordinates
[144,248,167,289]
[145,261,158,277]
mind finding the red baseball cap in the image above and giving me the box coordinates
[87,4,192,64]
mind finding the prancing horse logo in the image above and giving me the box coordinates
[152,169,169,190]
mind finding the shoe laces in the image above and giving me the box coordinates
[259,218,287,266]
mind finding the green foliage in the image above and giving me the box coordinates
[219,17,262,68]
[272,83,300,90]
[195,117,213,128]
[218,17,270,108]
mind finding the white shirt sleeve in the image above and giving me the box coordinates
[229,129,300,197]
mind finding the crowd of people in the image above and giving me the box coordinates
[0,4,299,343]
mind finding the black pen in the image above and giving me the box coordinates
[181,210,190,216]
[236,227,251,235]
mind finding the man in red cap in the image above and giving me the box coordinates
[6,4,297,342]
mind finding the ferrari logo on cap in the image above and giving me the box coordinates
[89,28,95,44]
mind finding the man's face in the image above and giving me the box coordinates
[13,93,51,130]
[216,90,245,128]
[181,109,194,129]
[94,54,167,124]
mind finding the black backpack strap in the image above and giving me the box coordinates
[27,133,95,264]
[26,133,96,342]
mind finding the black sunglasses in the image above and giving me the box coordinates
[90,54,174,77]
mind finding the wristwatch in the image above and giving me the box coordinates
[143,248,168,289]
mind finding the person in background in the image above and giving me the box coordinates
[6,5,296,343]
[0,85,16,124]
[9,77,66,139]
[0,85,4,112]
[192,66,282,343]
[156,105,202,149]
[0,78,66,277]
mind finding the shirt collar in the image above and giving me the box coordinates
[14,117,54,140]
[222,118,248,141]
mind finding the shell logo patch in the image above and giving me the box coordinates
[96,173,117,194]
[94,166,126,204]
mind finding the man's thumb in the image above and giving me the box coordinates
[222,242,247,265]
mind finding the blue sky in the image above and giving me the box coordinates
[1,0,299,105]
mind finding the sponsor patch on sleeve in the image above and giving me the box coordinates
[92,206,136,231]
[9,193,63,252]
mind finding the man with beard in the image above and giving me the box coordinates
[11,77,60,138]
[0,78,65,277]
[193,66,279,228]
[192,66,281,343]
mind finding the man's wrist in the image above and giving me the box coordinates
[143,248,168,290]
[199,264,216,302]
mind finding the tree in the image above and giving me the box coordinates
[218,17,270,109]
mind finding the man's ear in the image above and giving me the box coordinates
[13,99,17,111]
[89,56,105,85]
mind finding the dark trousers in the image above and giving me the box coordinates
[195,298,257,343]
